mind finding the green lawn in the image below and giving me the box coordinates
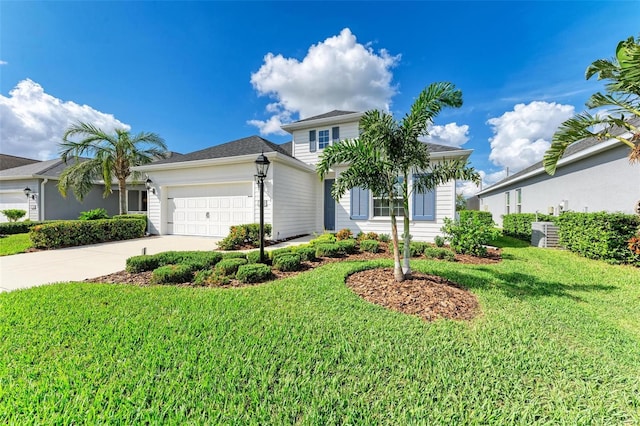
[0,233,32,256]
[1,237,639,424]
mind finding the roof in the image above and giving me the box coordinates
[151,135,293,165]
[294,110,359,123]
[427,142,467,154]
[0,154,40,171]
[0,158,70,179]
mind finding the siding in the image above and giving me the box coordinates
[271,162,318,239]
[0,179,37,222]
[292,120,360,165]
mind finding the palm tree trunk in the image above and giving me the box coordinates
[390,210,404,282]
[118,178,128,215]
[402,172,411,276]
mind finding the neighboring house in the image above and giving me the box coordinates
[0,159,147,222]
[135,110,472,242]
[476,128,640,227]
[0,154,40,171]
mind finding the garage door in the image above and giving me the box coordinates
[0,193,29,222]
[167,184,254,237]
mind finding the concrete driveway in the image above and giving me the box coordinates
[0,235,221,293]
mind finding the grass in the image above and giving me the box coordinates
[1,236,639,423]
[0,233,32,256]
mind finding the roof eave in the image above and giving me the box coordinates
[281,112,365,133]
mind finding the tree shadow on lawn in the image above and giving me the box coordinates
[432,267,619,302]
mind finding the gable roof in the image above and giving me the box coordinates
[0,158,71,180]
[294,110,359,123]
[0,154,40,171]
[151,135,293,165]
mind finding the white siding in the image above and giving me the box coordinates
[291,120,360,165]
[271,162,319,239]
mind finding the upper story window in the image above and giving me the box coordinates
[505,191,511,214]
[318,130,330,149]
[515,188,522,213]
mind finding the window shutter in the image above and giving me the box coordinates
[412,176,436,221]
[350,187,369,220]
[332,126,340,142]
[309,130,316,152]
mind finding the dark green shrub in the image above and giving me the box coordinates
[246,250,262,264]
[315,243,342,258]
[292,245,317,261]
[424,246,456,261]
[1,209,26,222]
[441,216,500,257]
[193,269,230,286]
[151,264,195,284]
[126,255,162,273]
[112,214,147,228]
[268,247,293,260]
[378,234,390,243]
[310,233,337,245]
[78,208,109,220]
[336,239,357,254]
[502,213,555,240]
[215,258,248,276]
[30,218,146,249]
[555,212,640,264]
[217,223,272,250]
[272,253,302,272]
[459,210,494,227]
[236,264,272,283]
[126,251,222,273]
[335,228,353,240]
[393,241,427,257]
[434,235,445,247]
[0,220,56,235]
[221,251,248,260]
[359,239,379,253]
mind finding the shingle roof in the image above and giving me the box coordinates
[151,135,293,165]
[426,142,467,153]
[294,110,359,123]
[0,154,40,171]
[0,158,67,178]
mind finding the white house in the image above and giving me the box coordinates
[476,127,640,227]
[135,110,473,242]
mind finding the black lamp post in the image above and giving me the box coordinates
[255,151,271,263]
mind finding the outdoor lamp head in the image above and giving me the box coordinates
[255,152,270,177]
[24,187,32,198]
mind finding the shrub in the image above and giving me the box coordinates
[268,247,293,261]
[0,220,54,235]
[310,233,337,246]
[292,245,317,261]
[441,216,500,257]
[30,218,146,249]
[335,228,353,240]
[424,246,456,261]
[272,253,302,272]
[78,208,109,220]
[236,264,272,283]
[555,212,640,264]
[112,214,147,228]
[193,269,230,286]
[459,210,494,227]
[217,223,272,250]
[628,236,640,255]
[434,235,445,247]
[1,209,26,222]
[357,231,379,241]
[378,233,390,243]
[221,251,248,260]
[246,250,262,264]
[215,258,248,276]
[393,241,427,257]
[359,239,379,253]
[336,239,357,254]
[315,243,342,258]
[151,264,195,284]
[126,251,222,273]
[502,213,555,241]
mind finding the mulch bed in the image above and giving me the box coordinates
[85,245,500,322]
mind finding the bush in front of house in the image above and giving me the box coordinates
[441,216,500,257]
[393,241,428,257]
[356,231,379,242]
[309,233,337,245]
[292,245,317,262]
[268,247,293,261]
[272,253,302,272]
[217,223,272,250]
[378,233,390,243]
[193,269,230,286]
[151,264,196,284]
[555,212,640,264]
[221,252,248,260]
[236,263,272,283]
[424,246,456,261]
[502,213,555,241]
[78,208,109,220]
[30,218,146,249]
[359,239,379,253]
[0,220,54,235]
[335,228,353,240]
[434,235,445,247]
[215,258,248,276]
[459,210,494,227]
[315,243,342,258]
[126,251,223,273]
[336,239,357,254]
[1,209,26,222]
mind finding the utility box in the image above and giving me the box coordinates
[531,222,559,248]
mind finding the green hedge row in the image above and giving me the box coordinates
[30,218,146,249]
[458,210,494,227]
[555,212,640,265]
[502,213,555,240]
[0,220,58,235]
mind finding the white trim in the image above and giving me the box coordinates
[281,112,365,132]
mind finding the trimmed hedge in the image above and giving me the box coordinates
[268,247,293,261]
[424,246,456,261]
[151,264,196,284]
[193,269,230,286]
[336,239,357,254]
[459,210,494,227]
[555,212,640,264]
[315,243,342,258]
[30,218,146,249]
[215,258,248,276]
[292,245,317,262]
[0,220,53,235]
[359,239,379,253]
[126,251,223,273]
[310,233,337,245]
[236,264,272,283]
[272,253,301,272]
[217,223,272,250]
[502,213,555,240]
[221,252,248,260]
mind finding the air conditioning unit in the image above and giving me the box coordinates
[531,221,559,248]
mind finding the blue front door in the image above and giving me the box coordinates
[324,179,335,231]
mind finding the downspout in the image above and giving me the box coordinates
[40,179,48,220]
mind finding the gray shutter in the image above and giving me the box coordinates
[309,130,316,152]
[412,176,436,221]
[350,187,369,220]
[332,126,340,142]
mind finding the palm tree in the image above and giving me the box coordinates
[318,83,479,281]
[544,35,640,175]
[58,123,168,214]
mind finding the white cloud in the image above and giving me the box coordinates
[0,79,129,160]
[249,28,400,135]
[457,169,508,198]
[421,122,470,147]
[486,101,574,172]
[0,60,7,65]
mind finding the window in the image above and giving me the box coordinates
[373,177,404,217]
[350,187,369,220]
[515,188,522,213]
[332,126,340,143]
[309,130,316,152]
[505,191,511,214]
[318,130,330,149]
[413,176,435,221]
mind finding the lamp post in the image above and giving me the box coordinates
[255,151,270,263]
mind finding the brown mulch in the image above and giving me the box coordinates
[85,245,500,321]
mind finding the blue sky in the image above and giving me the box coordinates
[1,1,638,194]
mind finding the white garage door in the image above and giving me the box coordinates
[0,193,29,222]
[167,184,254,237]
